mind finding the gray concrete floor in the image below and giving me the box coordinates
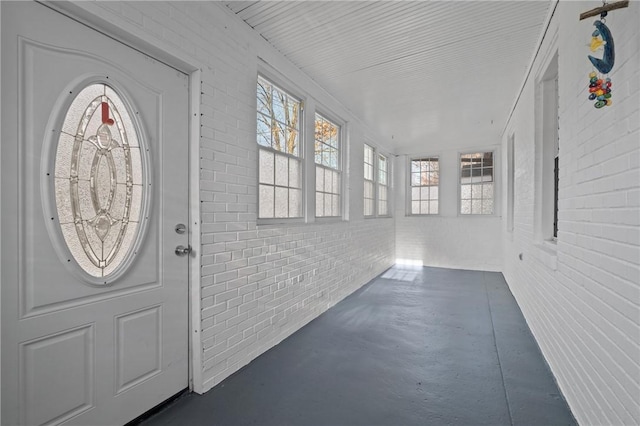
[140,266,576,426]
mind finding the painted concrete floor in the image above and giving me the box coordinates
[140,266,576,426]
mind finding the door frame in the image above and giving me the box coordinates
[31,0,205,394]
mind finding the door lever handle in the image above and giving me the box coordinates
[175,245,192,256]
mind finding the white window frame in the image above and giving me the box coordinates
[506,134,515,232]
[536,52,559,242]
[377,153,390,217]
[408,156,440,216]
[256,73,306,224]
[314,111,343,220]
[363,143,392,218]
[364,143,376,218]
[458,150,497,216]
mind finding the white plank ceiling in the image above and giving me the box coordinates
[225,1,552,154]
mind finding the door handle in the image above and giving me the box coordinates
[175,245,192,256]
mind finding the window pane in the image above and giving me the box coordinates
[274,187,288,218]
[257,79,272,116]
[378,155,387,185]
[275,154,288,187]
[259,150,274,184]
[272,92,285,123]
[461,185,471,199]
[461,199,471,214]
[289,188,302,217]
[364,181,373,198]
[259,184,274,218]
[411,187,420,202]
[420,201,429,214]
[325,193,333,216]
[322,149,332,168]
[364,164,373,181]
[289,158,301,189]
[430,186,438,200]
[330,147,339,169]
[483,183,494,200]
[411,172,421,186]
[379,185,387,201]
[420,187,429,200]
[411,201,420,215]
[471,184,482,199]
[316,166,324,192]
[316,192,324,217]
[325,170,334,193]
[430,201,439,214]
[365,199,374,216]
[285,127,299,157]
[472,200,482,214]
[332,194,339,217]
[257,118,271,148]
[482,199,493,215]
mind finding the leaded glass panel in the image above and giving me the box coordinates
[54,83,145,278]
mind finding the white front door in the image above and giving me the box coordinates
[1,2,190,425]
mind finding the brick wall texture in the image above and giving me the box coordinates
[502,2,639,425]
[61,1,638,423]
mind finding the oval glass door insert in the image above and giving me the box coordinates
[54,83,145,278]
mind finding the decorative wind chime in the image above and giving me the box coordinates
[580,0,629,109]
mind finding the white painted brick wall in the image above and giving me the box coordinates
[64,2,395,393]
[502,2,640,424]
[395,147,503,272]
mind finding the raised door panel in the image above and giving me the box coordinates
[20,325,95,425]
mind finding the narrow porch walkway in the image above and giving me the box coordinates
[140,266,576,426]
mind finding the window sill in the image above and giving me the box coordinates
[257,218,305,227]
[315,217,347,225]
[257,218,350,228]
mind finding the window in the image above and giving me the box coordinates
[507,135,515,232]
[460,152,494,215]
[314,113,341,217]
[378,154,389,216]
[364,144,375,217]
[537,52,559,241]
[257,76,302,219]
[554,151,559,238]
[410,157,439,215]
[552,77,560,239]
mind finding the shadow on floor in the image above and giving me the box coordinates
[139,266,576,426]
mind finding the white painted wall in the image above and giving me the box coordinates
[501,2,640,425]
[395,146,503,272]
[5,2,637,424]
[54,1,395,393]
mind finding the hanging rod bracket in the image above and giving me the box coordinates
[580,0,629,20]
